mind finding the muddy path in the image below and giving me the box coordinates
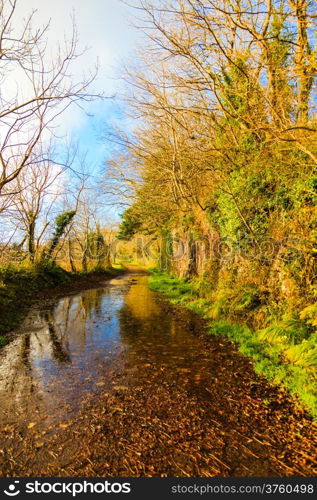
[0,273,316,477]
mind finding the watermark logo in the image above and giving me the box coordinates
[4,481,20,496]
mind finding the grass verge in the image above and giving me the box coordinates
[148,272,317,419]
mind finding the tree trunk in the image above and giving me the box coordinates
[68,238,76,272]
[290,0,313,121]
[81,248,88,271]
[28,219,36,262]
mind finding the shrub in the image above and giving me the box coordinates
[258,315,311,346]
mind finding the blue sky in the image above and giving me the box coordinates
[18,0,142,180]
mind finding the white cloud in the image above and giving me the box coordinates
[12,0,140,134]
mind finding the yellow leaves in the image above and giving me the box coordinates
[299,303,317,327]
[27,422,37,429]
[112,385,128,392]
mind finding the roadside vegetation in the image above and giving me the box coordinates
[149,272,317,419]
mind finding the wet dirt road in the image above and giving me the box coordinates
[0,273,316,476]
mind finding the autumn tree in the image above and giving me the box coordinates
[0,0,100,212]
[113,0,317,287]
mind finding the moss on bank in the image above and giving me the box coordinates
[0,263,121,343]
[148,272,317,419]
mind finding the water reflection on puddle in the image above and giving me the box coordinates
[0,274,213,427]
[0,277,131,425]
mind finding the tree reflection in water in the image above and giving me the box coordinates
[0,280,124,426]
[0,274,202,429]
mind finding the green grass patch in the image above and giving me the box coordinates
[0,336,8,347]
[148,272,317,419]
[112,263,125,270]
